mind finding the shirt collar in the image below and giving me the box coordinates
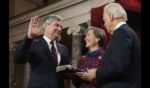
[114,22,126,31]
[43,35,52,45]
[43,36,57,46]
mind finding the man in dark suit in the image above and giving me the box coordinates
[76,3,141,88]
[13,15,70,88]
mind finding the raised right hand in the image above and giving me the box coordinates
[27,16,40,39]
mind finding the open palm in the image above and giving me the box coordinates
[28,16,40,39]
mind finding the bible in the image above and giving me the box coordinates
[56,65,84,73]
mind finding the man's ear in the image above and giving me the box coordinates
[109,13,113,21]
[43,24,49,30]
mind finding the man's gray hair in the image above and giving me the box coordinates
[104,3,127,21]
[41,14,63,31]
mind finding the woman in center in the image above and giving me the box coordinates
[72,27,106,88]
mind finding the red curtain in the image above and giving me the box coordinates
[91,4,111,49]
[116,0,141,12]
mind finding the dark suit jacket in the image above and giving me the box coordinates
[13,37,70,88]
[96,24,141,88]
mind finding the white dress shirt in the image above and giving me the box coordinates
[43,36,61,65]
[114,21,126,31]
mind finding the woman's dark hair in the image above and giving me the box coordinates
[88,27,106,47]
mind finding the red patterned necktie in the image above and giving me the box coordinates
[50,41,58,64]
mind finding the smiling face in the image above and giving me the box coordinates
[84,29,99,49]
[44,20,62,41]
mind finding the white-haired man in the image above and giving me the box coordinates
[76,3,141,88]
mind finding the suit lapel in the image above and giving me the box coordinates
[39,38,52,61]
[39,38,65,65]
[56,43,65,65]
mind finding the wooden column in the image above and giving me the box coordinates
[67,25,82,66]
[23,63,31,88]
[9,51,16,88]
[67,24,88,88]
[9,43,31,88]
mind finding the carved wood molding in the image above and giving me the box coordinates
[9,0,86,27]
[67,25,81,35]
